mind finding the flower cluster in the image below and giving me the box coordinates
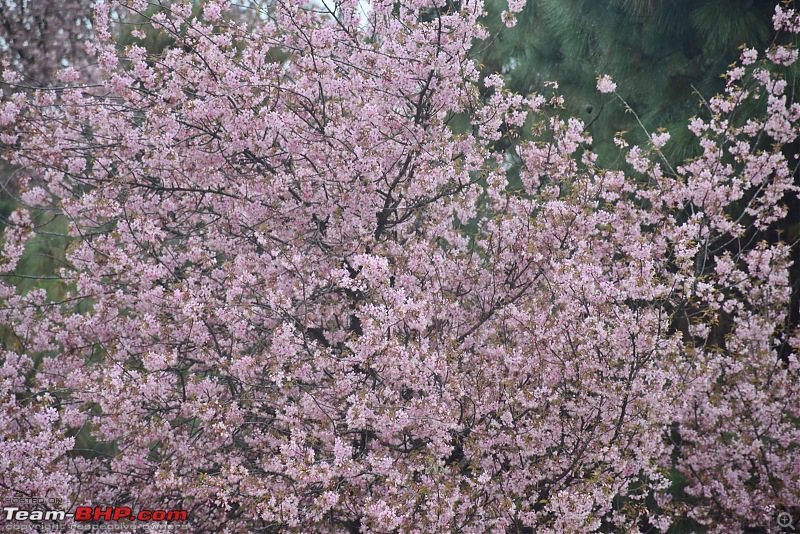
[596,74,617,94]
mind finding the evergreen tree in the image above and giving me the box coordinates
[477,0,778,162]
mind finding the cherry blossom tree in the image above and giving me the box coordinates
[0,0,95,85]
[0,0,798,532]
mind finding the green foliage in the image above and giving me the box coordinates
[475,0,780,164]
[691,0,771,56]
[116,2,190,55]
[9,214,70,300]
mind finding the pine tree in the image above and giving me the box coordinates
[476,0,778,162]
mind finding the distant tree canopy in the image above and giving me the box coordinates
[0,0,95,84]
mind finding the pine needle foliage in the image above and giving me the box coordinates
[475,0,780,163]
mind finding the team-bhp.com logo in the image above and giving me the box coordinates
[4,505,188,523]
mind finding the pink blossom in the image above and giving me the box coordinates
[596,74,617,94]
[650,131,670,149]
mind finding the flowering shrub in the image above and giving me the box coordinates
[1,1,799,531]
